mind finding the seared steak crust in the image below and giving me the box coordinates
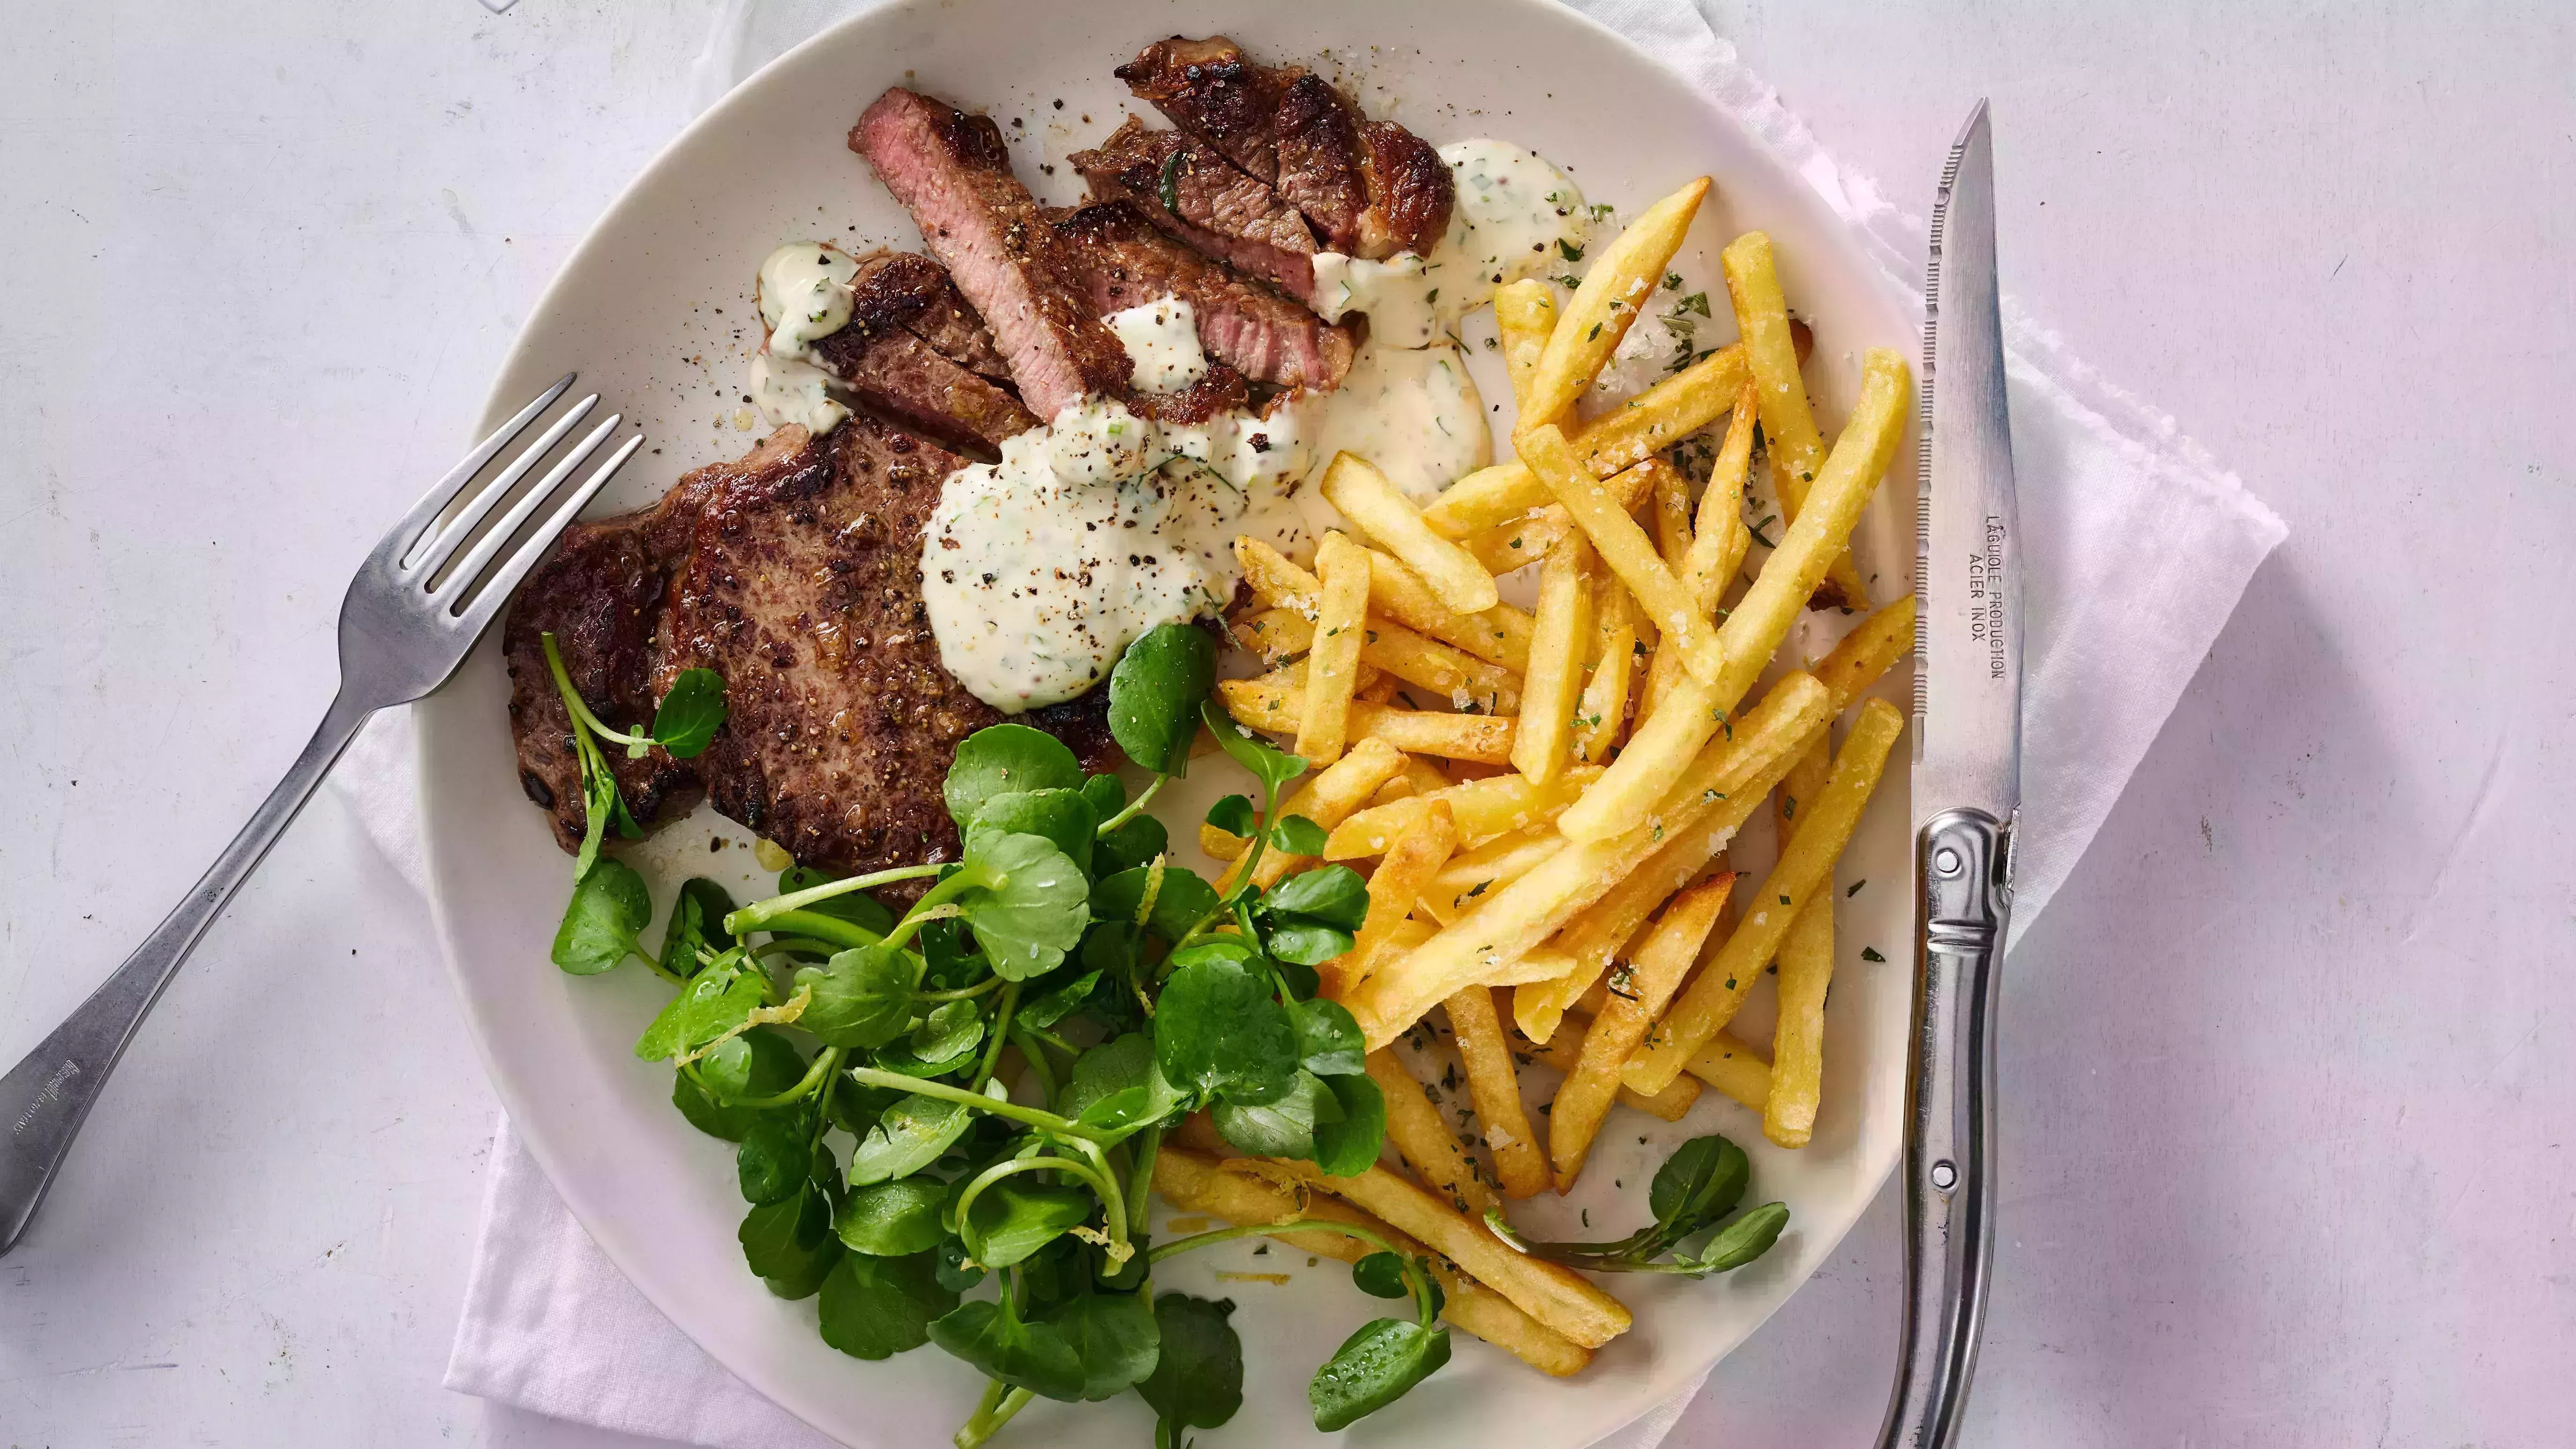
[1115,36,1455,261]
[663,416,1115,880]
[1070,117,1320,302]
[851,88,1131,418]
[844,251,1015,383]
[1050,200,1355,391]
[810,324,1038,456]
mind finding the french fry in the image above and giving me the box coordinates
[1723,231,1869,608]
[1523,428,1726,687]
[1813,592,1918,705]
[1217,737,1406,894]
[1445,986,1548,1198]
[1333,803,1460,996]
[1463,508,1573,577]
[1236,535,1324,617]
[1214,680,1517,765]
[1199,820,1248,861]
[1523,178,1712,428]
[1686,1030,1774,1111]
[1572,574,1639,764]
[1508,1013,1703,1121]
[1358,674,1405,705]
[1299,533,1372,765]
[1551,878,1734,1188]
[1326,768,1599,859]
[1626,699,1904,1094]
[1238,606,1521,714]
[1643,386,1758,724]
[1365,1048,1497,1217]
[1510,529,1595,783]
[1323,454,1500,615]
[1265,1158,1635,1349]
[1494,277,1558,422]
[1513,673,1833,1043]
[1554,348,1911,844]
[1766,732,1835,1148]
[1651,460,1694,571]
[1424,825,1568,922]
[1151,1148,1593,1376]
[1365,551,1534,672]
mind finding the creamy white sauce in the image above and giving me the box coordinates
[1104,295,1209,394]
[746,351,849,435]
[1307,140,1588,344]
[756,242,860,360]
[1304,340,1490,505]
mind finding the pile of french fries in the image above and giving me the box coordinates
[1184,179,1916,1372]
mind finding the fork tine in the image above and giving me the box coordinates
[430,412,622,607]
[405,392,601,581]
[450,431,648,637]
[375,374,575,569]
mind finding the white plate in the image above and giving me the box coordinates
[418,2,1918,1444]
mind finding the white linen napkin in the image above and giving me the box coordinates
[347,0,2287,1443]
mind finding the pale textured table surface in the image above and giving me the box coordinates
[3,2,2569,1446]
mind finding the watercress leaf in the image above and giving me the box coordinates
[1081,771,1127,817]
[636,963,765,1062]
[1093,813,1169,876]
[1263,864,1370,931]
[809,1138,845,1210]
[780,866,896,936]
[1648,1134,1749,1239]
[1061,1032,1182,1134]
[1288,997,1367,1076]
[828,1078,904,1138]
[736,1116,811,1205]
[1695,1201,1790,1273]
[651,667,729,758]
[1310,1071,1387,1178]
[1261,919,1356,966]
[934,1236,986,1293]
[908,998,985,1065]
[966,1181,1096,1269]
[1351,1252,1411,1300]
[969,788,1097,876]
[1273,956,1322,1001]
[818,1250,958,1359]
[1109,623,1218,775]
[1267,814,1330,857]
[1201,698,1307,795]
[656,878,738,978]
[671,1029,807,1140]
[1163,937,1257,971]
[739,1186,839,1300]
[792,943,922,1050]
[957,833,1090,979]
[929,1295,1087,1402]
[1093,865,1222,944]
[1204,794,1259,838]
[1155,953,1299,1106]
[553,858,651,974]
[695,1035,758,1100]
[1139,1293,1243,1442]
[847,1093,978,1186]
[1018,967,1103,1031]
[1212,1069,1339,1160]
[834,1177,951,1257]
[1050,1287,1163,1401]
[945,724,1083,827]
[915,914,976,988]
[1308,1318,1451,1432]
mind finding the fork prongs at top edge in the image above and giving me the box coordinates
[446,429,646,635]
[373,373,576,576]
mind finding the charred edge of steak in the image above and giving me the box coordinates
[810,324,1039,458]
[1050,200,1355,392]
[1069,117,1320,301]
[1127,361,1250,428]
[1358,119,1454,259]
[1114,36,1282,183]
[845,251,1017,384]
[851,88,1134,418]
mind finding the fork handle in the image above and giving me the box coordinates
[1876,808,2010,1449]
[0,690,375,1255]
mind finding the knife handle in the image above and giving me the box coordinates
[1876,807,2011,1449]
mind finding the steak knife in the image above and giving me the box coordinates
[1876,100,2022,1449]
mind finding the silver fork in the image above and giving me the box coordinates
[0,376,642,1255]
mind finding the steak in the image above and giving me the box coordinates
[810,325,1037,456]
[505,422,1115,883]
[1050,201,1355,391]
[1115,37,1454,260]
[851,88,1131,418]
[846,250,1015,383]
[1070,117,1321,302]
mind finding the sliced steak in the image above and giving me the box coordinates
[1115,37,1454,260]
[1069,117,1320,302]
[851,88,1130,418]
[663,414,1117,880]
[809,324,1038,456]
[1050,200,1355,391]
[845,250,1015,383]
[501,430,807,852]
